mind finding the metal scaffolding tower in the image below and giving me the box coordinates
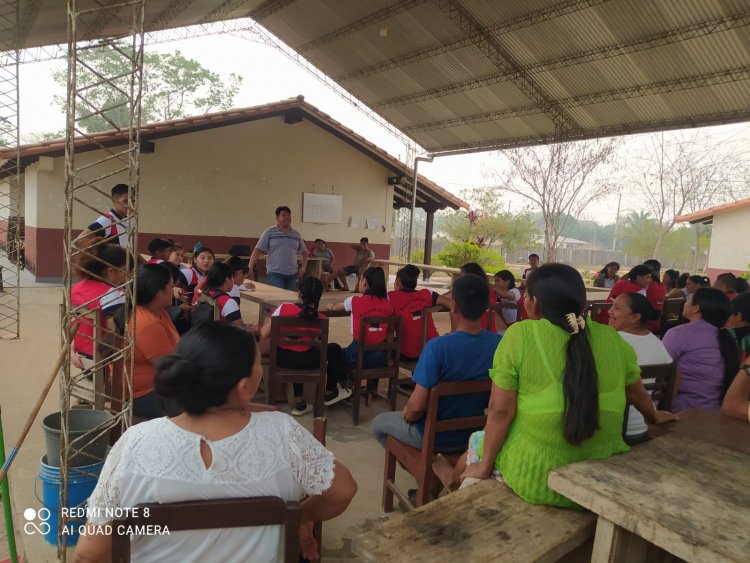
[58,0,144,557]
[0,0,21,339]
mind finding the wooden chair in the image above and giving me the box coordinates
[659,297,686,338]
[398,305,444,394]
[351,315,402,426]
[266,316,329,417]
[622,362,677,436]
[111,497,300,563]
[383,379,492,511]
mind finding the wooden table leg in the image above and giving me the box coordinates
[591,517,674,563]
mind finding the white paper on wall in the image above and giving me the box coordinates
[302,193,342,223]
[349,215,362,228]
[366,217,381,230]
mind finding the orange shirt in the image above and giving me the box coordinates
[132,306,179,398]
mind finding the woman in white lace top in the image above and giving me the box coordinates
[74,322,357,563]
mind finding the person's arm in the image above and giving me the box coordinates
[461,385,517,480]
[73,528,112,562]
[299,460,357,523]
[626,379,678,423]
[328,296,353,313]
[722,366,750,421]
[402,384,429,422]
[593,274,604,288]
[328,249,335,269]
[435,291,451,309]
[248,248,262,281]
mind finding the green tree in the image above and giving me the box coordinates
[620,210,659,257]
[53,47,243,132]
[440,187,537,253]
[436,241,506,271]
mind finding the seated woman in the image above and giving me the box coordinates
[132,264,181,419]
[663,287,740,412]
[595,265,652,324]
[493,270,522,331]
[388,264,439,362]
[437,263,497,332]
[433,264,676,506]
[167,240,185,268]
[312,239,336,290]
[71,241,127,370]
[721,363,750,422]
[727,293,750,362]
[662,269,682,299]
[685,274,710,303]
[328,267,394,370]
[259,276,351,416]
[225,256,254,304]
[608,293,673,442]
[593,261,620,289]
[192,262,244,326]
[74,322,357,563]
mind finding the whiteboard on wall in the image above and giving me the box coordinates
[302,193,342,224]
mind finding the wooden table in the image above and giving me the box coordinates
[239,282,299,324]
[548,413,750,562]
[371,258,462,280]
[647,408,750,455]
[352,479,595,562]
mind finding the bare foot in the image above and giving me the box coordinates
[432,453,459,492]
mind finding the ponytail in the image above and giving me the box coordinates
[718,329,740,400]
[297,276,323,319]
[526,264,599,445]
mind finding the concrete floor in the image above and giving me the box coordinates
[0,279,453,562]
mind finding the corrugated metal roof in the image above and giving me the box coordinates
[254,0,750,154]
[0,97,466,211]
[9,1,750,154]
[676,197,750,224]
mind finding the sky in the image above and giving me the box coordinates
[17,24,750,226]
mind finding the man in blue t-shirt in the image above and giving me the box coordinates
[371,274,502,452]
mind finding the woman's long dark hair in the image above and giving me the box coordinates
[155,322,256,415]
[205,262,232,290]
[598,261,620,278]
[363,267,388,299]
[663,269,680,290]
[298,276,323,319]
[526,264,599,445]
[621,292,659,327]
[136,263,172,306]
[494,269,516,288]
[73,239,127,281]
[692,287,740,398]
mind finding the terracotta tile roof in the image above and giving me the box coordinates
[4,96,467,210]
[676,197,750,225]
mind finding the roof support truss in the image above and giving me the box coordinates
[433,0,581,134]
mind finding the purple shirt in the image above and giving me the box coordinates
[662,319,724,412]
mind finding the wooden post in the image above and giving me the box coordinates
[422,205,438,280]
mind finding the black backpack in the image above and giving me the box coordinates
[188,291,222,330]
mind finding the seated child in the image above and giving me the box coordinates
[493,270,522,331]
[728,293,750,363]
[259,276,351,416]
[371,274,502,453]
[179,246,215,301]
[388,264,439,362]
[192,262,243,326]
[225,256,255,303]
[328,267,394,369]
[146,238,173,264]
[167,240,185,267]
[436,262,497,332]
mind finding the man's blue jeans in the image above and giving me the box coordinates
[266,272,298,290]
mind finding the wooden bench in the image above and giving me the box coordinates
[354,478,595,562]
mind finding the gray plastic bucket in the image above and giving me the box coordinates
[41,410,113,467]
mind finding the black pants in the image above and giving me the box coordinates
[276,344,346,397]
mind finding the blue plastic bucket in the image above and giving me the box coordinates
[37,455,104,546]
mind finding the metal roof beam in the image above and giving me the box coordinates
[434,0,581,134]
[297,0,427,54]
[426,108,750,155]
[405,106,540,133]
[146,0,197,32]
[250,0,298,21]
[527,12,750,74]
[80,1,128,42]
[374,12,750,111]
[560,66,750,107]
[16,0,46,49]
[337,0,607,82]
[201,0,257,24]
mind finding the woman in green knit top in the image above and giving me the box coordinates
[434,263,677,507]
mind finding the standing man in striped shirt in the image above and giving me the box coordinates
[249,206,308,290]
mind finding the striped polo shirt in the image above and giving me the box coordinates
[255,225,307,276]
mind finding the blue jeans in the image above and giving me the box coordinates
[371,411,423,448]
[266,272,298,290]
[342,340,387,369]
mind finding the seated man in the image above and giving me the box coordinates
[722,363,750,422]
[337,237,374,292]
[371,274,502,453]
